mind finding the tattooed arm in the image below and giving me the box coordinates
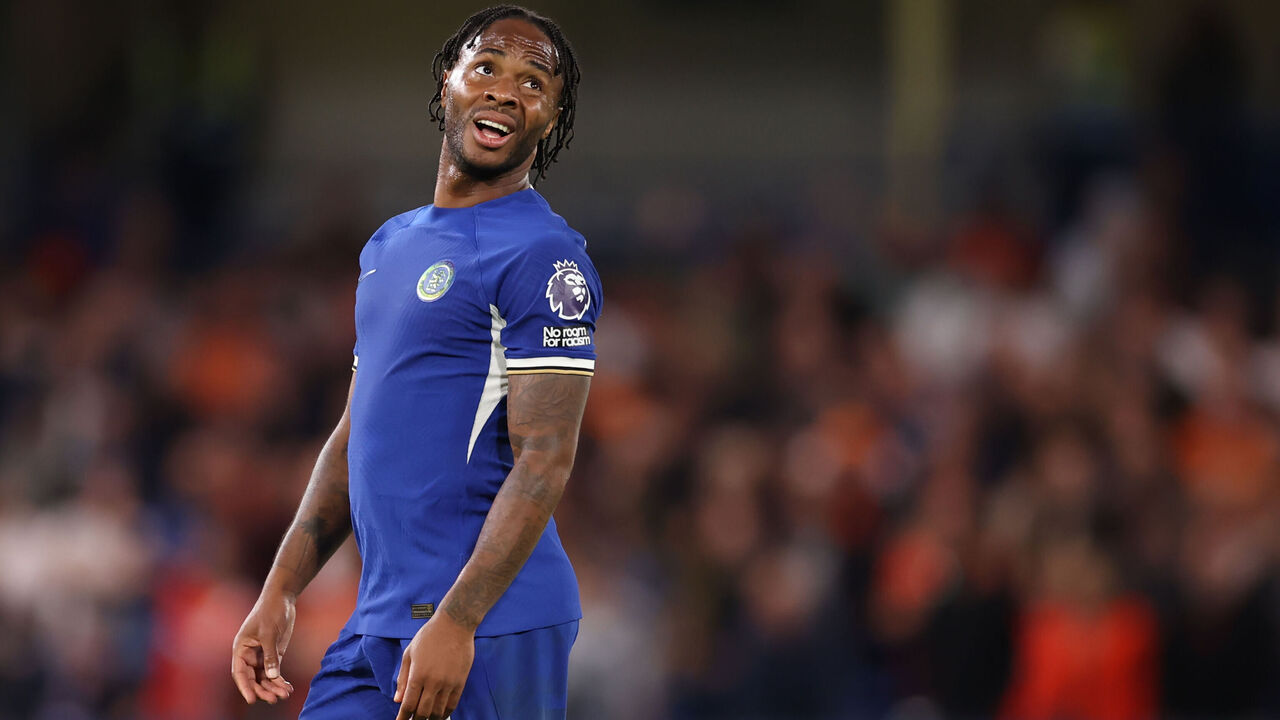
[261,372,356,599]
[440,372,589,628]
[394,373,591,720]
[231,373,357,705]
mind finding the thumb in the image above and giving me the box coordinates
[262,634,283,679]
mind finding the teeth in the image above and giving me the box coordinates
[477,119,510,134]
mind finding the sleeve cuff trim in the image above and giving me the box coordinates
[506,356,595,370]
[507,368,594,377]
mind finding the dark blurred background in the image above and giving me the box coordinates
[3,0,1280,718]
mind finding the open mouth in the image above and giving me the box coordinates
[473,117,514,148]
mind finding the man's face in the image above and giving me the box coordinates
[441,18,564,180]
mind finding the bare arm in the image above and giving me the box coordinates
[262,373,357,599]
[439,372,590,629]
[232,372,356,704]
[394,372,591,719]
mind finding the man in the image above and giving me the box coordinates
[231,6,597,719]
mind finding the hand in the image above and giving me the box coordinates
[394,613,475,720]
[230,591,297,705]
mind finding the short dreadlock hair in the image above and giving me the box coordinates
[429,5,580,185]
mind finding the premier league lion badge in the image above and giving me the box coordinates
[546,259,591,321]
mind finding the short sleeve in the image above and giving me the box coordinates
[353,263,363,371]
[352,252,368,372]
[495,235,602,377]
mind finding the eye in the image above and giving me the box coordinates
[524,77,543,91]
[475,63,494,76]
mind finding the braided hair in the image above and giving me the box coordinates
[429,5,581,185]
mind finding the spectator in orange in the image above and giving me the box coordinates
[1001,535,1157,720]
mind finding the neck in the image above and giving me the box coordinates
[433,141,534,208]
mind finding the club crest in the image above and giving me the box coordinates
[417,260,455,302]
[546,260,591,321]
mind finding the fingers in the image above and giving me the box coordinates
[252,682,280,704]
[400,682,458,720]
[265,675,294,699]
[394,648,463,719]
[414,687,442,720]
[431,685,460,719]
[395,680,423,720]
[394,650,411,703]
[230,653,258,704]
[231,640,293,706]
[440,685,463,719]
[253,659,292,704]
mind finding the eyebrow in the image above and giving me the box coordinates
[474,47,554,76]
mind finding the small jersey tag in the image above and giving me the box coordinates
[411,603,435,620]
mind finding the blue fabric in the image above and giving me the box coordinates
[345,188,601,639]
[300,621,579,720]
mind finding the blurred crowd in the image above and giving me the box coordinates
[4,3,1280,720]
[565,158,1280,718]
[5,156,1280,720]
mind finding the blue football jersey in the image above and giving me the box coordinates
[345,188,600,639]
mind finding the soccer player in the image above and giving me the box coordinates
[230,6,598,719]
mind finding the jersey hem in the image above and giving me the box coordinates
[342,610,583,640]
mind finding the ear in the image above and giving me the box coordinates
[441,70,451,101]
[542,107,562,140]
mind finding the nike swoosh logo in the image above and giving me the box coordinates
[358,269,377,283]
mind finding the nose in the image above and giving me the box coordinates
[484,77,518,107]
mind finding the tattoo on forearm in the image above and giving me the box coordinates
[440,373,590,629]
[271,427,353,595]
[305,444,351,552]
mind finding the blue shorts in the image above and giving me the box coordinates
[300,621,578,720]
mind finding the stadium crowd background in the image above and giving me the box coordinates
[3,0,1280,718]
